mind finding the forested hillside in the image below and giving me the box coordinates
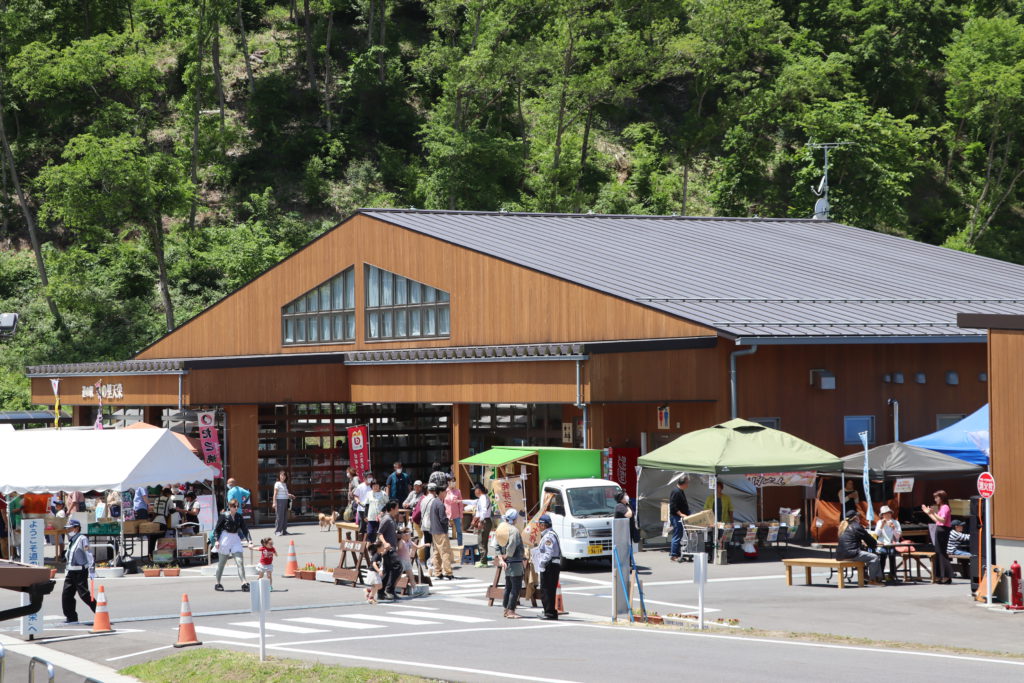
[2,0,1023,409]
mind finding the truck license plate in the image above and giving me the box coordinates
[587,544,603,555]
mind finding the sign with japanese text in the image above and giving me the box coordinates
[745,471,816,488]
[348,425,370,476]
[562,422,573,444]
[493,476,526,529]
[977,471,995,499]
[81,383,124,400]
[197,411,223,478]
[893,477,915,494]
[20,518,45,637]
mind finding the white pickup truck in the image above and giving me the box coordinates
[541,478,623,561]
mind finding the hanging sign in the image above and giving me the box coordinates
[745,471,816,487]
[493,476,527,529]
[657,405,670,430]
[50,378,61,429]
[197,411,223,478]
[348,425,370,476]
[562,422,573,444]
[893,477,915,494]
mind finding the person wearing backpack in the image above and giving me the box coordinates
[214,500,252,592]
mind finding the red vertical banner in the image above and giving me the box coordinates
[197,411,223,479]
[607,447,640,495]
[348,425,370,476]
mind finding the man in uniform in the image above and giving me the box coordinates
[62,519,97,624]
[533,514,562,620]
[495,509,525,619]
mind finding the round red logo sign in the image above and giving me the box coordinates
[977,472,996,498]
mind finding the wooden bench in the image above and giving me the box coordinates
[783,557,866,589]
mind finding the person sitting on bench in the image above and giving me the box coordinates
[837,509,883,585]
[947,520,971,559]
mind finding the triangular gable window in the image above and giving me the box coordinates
[365,265,450,340]
[282,267,356,344]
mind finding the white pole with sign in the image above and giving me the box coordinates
[19,518,45,638]
[977,472,995,607]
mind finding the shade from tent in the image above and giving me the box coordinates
[834,442,984,479]
[125,421,200,454]
[460,447,536,467]
[637,418,842,474]
[906,404,989,466]
[0,428,217,494]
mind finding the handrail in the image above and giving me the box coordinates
[27,656,54,683]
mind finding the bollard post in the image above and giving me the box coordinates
[694,552,708,631]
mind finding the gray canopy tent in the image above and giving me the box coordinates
[831,442,984,480]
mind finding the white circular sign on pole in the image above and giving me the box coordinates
[977,471,995,498]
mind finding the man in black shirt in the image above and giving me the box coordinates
[668,475,690,562]
[836,510,883,585]
[377,500,401,600]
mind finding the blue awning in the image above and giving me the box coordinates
[907,404,989,466]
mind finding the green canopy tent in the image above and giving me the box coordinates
[637,419,842,551]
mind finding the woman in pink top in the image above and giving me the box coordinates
[922,489,954,584]
[443,480,464,546]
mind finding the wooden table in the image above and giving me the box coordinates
[783,557,865,589]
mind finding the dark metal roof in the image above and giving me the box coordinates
[363,209,1024,340]
[0,410,70,424]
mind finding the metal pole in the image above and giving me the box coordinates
[713,477,719,564]
[986,495,993,608]
[695,552,707,631]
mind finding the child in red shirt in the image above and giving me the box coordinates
[258,537,277,588]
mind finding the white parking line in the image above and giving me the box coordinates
[106,645,175,662]
[287,617,383,630]
[387,610,490,623]
[231,621,327,634]
[336,614,440,626]
[192,625,267,639]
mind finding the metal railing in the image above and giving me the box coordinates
[27,657,54,683]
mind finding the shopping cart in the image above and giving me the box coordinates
[679,525,710,562]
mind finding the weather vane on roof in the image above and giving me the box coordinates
[807,142,854,220]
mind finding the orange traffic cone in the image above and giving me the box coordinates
[283,539,299,578]
[555,582,568,615]
[90,585,114,633]
[172,593,202,648]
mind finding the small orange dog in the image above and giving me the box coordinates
[318,510,339,531]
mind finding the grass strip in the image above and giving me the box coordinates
[121,648,435,682]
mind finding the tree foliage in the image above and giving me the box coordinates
[2,0,1024,408]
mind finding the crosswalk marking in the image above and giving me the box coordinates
[192,625,266,639]
[336,614,440,626]
[387,610,490,623]
[231,621,327,634]
[287,617,383,630]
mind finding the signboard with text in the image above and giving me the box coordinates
[348,425,370,476]
[493,476,526,529]
[197,411,223,478]
[745,471,816,488]
[20,518,45,637]
[893,477,915,494]
[977,471,995,498]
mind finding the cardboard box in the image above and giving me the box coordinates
[122,520,140,534]
[660,502,670,522]
[950,499,971,516]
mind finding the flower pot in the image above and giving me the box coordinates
[163,568,181,577]
[50,568,57,579]
[95,567,125,578]
[315,570,336,583]
[143,568,162,577]
[646,615,664,625]
[297,570,316,581]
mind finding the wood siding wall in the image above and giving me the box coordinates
[31,374,182,407]
[737,343,988,458]
[188,364,349,405]
[136,214,712,360]
[348,360,579,404]
[988,330,1024,540]
[225,405,260,505]
[588,347,726,403]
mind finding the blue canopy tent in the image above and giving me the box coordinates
[906,404,989,466]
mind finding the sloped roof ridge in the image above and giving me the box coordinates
[360,207,822,222]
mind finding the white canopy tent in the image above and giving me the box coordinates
[0,428,216,494]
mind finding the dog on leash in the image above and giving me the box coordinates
[318,510,339,531]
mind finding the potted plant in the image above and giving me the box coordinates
[646,612,663,625]
[297,563,317,581]
[315,566,336,583]
[163,564,181,577]
[142,564,162,577]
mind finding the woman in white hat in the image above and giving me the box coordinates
[873,505,902,582]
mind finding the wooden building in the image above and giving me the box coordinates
[27,210,1008,521]
[956,314,1024,563]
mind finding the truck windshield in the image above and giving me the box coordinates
[566,486,621,517]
